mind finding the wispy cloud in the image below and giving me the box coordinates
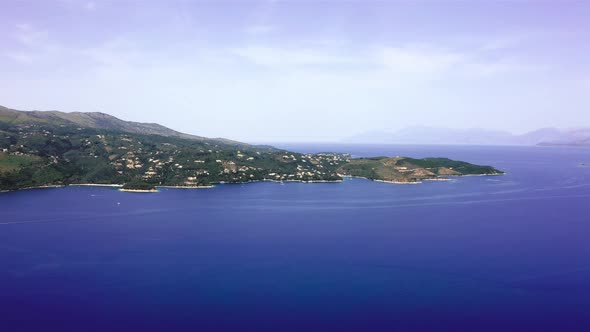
[229,42,541,79]
[231,46,358,67]
[3,23,55,64]
[5,20,545,83]
[377,46,465,74]
[378,44,544,77]
[14,23,48,47]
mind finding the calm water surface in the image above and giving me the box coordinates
[1,144,590,331]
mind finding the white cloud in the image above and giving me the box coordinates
[377,46,466,74]
[3,24,57,64]
[5,23,543,84]
[231,46,358,67]
[375,44,544,78]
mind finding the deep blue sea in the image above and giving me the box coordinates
[1,144,590,331]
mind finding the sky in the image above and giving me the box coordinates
[1,0,589,142]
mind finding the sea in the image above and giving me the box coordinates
[1,144,590,332]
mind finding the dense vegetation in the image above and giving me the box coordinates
[398,157,501,175]
[122,181,157,191]
[337,157,503,183]
[0,107,503,191]
[0,122,347,191]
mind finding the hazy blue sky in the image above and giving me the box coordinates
[1,0,589,142]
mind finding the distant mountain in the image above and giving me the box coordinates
[0,105,244,146]
[537,128,590,146]
[344,126,515,145]
[344,126,590,146]
[516,128,565,145]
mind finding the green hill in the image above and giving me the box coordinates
[0,105,245,145]
[337,156,502,183]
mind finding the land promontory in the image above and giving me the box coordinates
[0,105,503,191]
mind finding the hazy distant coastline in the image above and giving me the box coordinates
[343,126,590,146]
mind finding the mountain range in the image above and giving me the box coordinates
[343,126,590,146]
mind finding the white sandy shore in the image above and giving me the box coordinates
[70,183,123,187]
[158,185,214,189]
[118,188,159,193]
[374,179,422,184]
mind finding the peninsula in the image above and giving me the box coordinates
[0,105,503,191]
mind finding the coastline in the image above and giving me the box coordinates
[342,175,421,184]
[342,173,502,185]
[70,183,123,187]
[0,184,66,193]
[374,179,422,184]
[279,179,343,183]
[158,185,215,189]
[1,172,504,193]
[455,172,505,177]
[214,179,343,185]
[1,183,125,193]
